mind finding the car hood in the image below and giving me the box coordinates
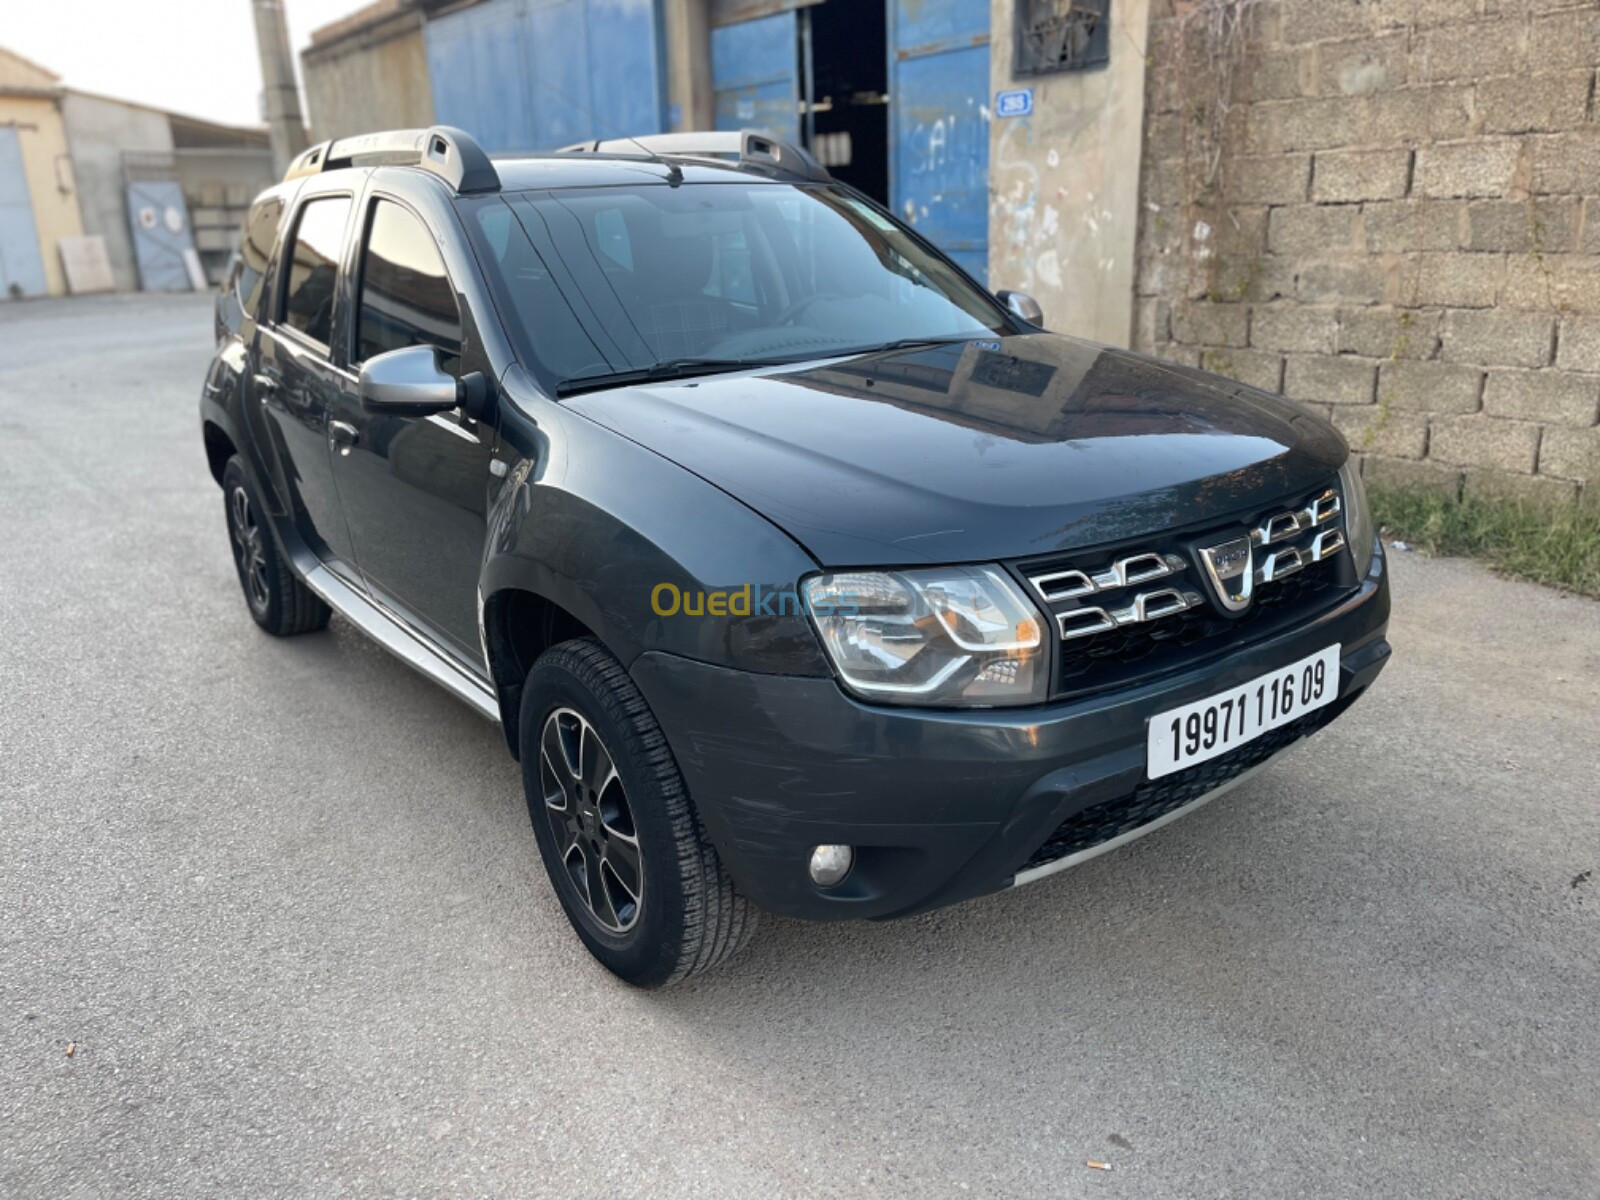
[566,333,1348,567]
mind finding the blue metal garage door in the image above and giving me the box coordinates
[711,11,799,142]
[888,0,990,282]
[0,128,48,299]
[425,0,665,152]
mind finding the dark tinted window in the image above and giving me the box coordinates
[236,194,283,317]
[356,200,461,368]
[280,196,351,346]
[466,184,1006,394]
[465,199,607,386]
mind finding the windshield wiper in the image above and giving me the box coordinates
[556,358,757,397]
[845,335,980,356]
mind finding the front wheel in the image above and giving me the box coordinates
[520,638,757,987]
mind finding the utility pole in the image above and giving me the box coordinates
[251,0,309,177]
[663,0,712,132]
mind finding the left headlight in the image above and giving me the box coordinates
[801,566,1048,707]
[1338,458,1375,578]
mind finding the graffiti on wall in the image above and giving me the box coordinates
[900,96,989,227]
[990,107,1123,327]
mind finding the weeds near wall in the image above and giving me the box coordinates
[1371,486,1600,598]
[1167,0,1268,304]
[1173,0,1262,192]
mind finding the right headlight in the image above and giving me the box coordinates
[1338,458,1375,578]
[801,565,1047,707]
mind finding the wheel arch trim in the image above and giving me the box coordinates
[479,573,613,758]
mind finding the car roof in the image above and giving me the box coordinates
[488,155,795,192]
[283,128,827,202]
[305,157,794,208]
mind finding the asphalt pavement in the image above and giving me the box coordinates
[2,293,1597,1198]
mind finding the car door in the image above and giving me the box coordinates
[252,186,360,578]
[329,188,494,665]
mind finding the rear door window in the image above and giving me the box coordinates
[279,196,352,347]
[355,199,462,370]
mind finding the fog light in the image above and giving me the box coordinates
[808,844,854,887]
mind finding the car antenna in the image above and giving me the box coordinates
[528,77,683,185]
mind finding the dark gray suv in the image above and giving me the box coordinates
[201,127,1390,987]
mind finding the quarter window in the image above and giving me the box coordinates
[356,199,462,369]
[236,194,283,317]
[279,196,351,346]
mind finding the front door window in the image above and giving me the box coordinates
[356,200,462,372]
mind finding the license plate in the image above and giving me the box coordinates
[1146,644,1341,780]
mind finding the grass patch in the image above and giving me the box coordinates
[1369,486,1600,598]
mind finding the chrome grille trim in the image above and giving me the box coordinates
[1118,587,1200,623]
[1117,552,1182,588]
[1310,528,1346,561]
[1257,546,1306,584]
[1056,588,1205,642]
[1256,510,1308,546]
[1057,607,1116,639]
[1030,568,1096,602]
[1030,481,1350,655]
[1252,488,1340,547]
[1029,552,1185,602]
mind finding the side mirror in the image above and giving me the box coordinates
[997,289,1044,326]
[359,345,467,416]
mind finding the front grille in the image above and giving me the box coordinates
[1058,565,1339,691]
[1018,694,1354,874]
[1022,480,1355,698]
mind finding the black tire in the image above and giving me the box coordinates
[220,455,330,637]
[520,638,757,987]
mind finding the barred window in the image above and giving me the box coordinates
[1016,0,1110,77]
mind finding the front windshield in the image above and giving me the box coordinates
[463,182,1011,394]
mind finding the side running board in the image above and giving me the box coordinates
[297,562,501,724]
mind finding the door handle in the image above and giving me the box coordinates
[329,420,359,451]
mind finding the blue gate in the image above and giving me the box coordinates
[0,128,48,299]
[425,0,665,152]
[887,0,990,282]
[711,11,800,141]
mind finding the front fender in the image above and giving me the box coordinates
[481,380,830,680]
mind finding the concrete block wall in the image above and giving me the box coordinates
[1135,0,1600,506]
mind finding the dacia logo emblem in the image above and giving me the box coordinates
[1199,536,1254,614]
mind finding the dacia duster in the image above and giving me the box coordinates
[201,127,1390,986]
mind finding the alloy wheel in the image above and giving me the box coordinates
[228,485,270,613]
[537,707,643,933]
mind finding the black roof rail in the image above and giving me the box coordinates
[556,130,833,183]
[283,125,500,194]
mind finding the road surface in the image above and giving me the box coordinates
[2,294,1596,1197]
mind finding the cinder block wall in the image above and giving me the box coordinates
[1134,0,1600,506]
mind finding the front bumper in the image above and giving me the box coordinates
[630,545,1391,922]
